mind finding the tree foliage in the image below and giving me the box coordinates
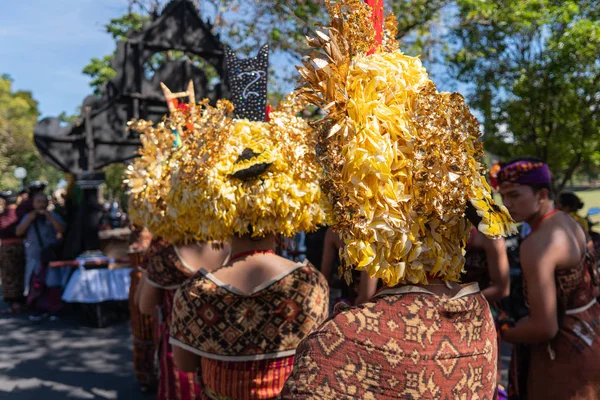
[101,163,129,207]
[82,13,150,95]
[0,75,63,190]
[82,0,453,92]
[449,0,600,192]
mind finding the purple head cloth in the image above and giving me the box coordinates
[497,161,552,186]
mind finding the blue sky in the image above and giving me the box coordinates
[0,0,130,118]
[0,0,299,119]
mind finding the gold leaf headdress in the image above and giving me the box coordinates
[164,92,330,242]
[125,76,329,244]
[298,0,516,286]
[124,81,196,243]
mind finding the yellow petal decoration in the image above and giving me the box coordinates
[297,0,516,287]
[125,118,186,243]
[126,93,330,244]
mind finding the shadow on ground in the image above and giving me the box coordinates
[0,310,155,399]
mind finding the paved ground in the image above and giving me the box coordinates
[0,303,154,400]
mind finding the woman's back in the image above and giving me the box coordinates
[170,256,329,400]
[207,252,302,295]
[279,283,498,399]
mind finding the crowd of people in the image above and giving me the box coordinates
[0,181,66,317]
[0,180,129,319]
[2,1,600,399]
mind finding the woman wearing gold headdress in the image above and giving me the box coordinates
[137,239,229,400]
[278,1,516,398]
[126,86,230,400]
[142,48,331,400]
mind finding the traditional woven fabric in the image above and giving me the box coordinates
[199,357,295,400]
[516,254,600,399]
[462,229,508,396]
[145,244,194,289]
[170,262,328,360]
[140,239,200,399]
[143,237,171,267]
[279,284,498,399]
[170,262,328,399]
[158,290,200,400]
[0,242,25,300]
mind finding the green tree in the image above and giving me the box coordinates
[0,75,63,190]
[449,0,600,192]
[83,0,455,92]
[101,163,128,207]
[391,0,452,65]
[82,13,150,95]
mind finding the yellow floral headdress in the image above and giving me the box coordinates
[124,82,195,243]
[126,50,329,244]
[164,92,330,242]
[297,0,516,286]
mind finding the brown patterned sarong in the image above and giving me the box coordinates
[129,268,158,390]
[521,254,600,399]
[0,242,25,301]
[145,244,194,289]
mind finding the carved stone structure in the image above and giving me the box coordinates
[35,0,228,173]
[33,0,229,256]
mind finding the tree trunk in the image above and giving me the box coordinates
[555,154,582,194]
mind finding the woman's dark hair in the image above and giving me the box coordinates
[0,191,18,205]
[503,156,554,199]
[558,192,584,211]
[5,195,18,205]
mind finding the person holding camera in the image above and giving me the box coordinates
[16,192,66,318]
[16,181,47,221]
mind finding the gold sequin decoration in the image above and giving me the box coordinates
[126,94,330,244]
[297,0,516,287]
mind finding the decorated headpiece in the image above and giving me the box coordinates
[124,81,196,243]
[493,160,551,189]
[297,0,516,286]
[225,44,270,121]
[128,46,329,244]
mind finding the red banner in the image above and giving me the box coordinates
[366,0,383,54]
